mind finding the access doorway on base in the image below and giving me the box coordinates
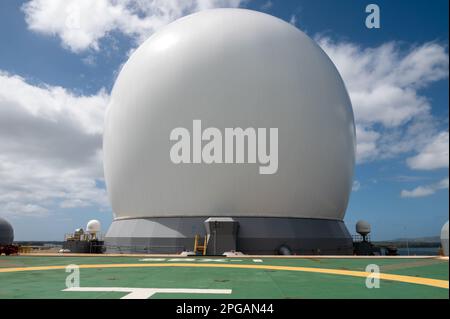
[196,217,239,255]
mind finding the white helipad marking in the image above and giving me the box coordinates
[63,287,232,299]
[139,258,167,262]
[198,259,228,262]
[138,258,263,263]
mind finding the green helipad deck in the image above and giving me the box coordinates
[0,255,448,299]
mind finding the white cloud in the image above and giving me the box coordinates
[0,71,110,218]
[352,180,361,192]
[82,55,96,66]
[401,177,449,198]
[260,1,273,11]
[22,0,244,53]
[354,125,380,163]
[317,38,449,164]
[406,131,449,170]
[2,202,49,217]
[289,14,297,26]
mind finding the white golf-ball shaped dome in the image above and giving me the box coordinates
[104,9,355,221]
[86,219,101,233]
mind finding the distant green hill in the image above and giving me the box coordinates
[374,236,441,248]
[14,241,63,246]
[389,236,440,243]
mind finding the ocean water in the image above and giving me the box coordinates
[396,247,441,256]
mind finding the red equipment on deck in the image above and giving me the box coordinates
[0,244,19,256]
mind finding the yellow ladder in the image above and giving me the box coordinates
[193,234,207,255]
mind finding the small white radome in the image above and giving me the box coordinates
[86,220,101,233]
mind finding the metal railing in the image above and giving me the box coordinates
[64,232,104,241]
[104,244,187,254]
[352,234,371,242]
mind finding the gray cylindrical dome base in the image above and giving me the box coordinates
[105,217,353,255]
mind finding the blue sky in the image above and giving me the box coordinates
[0,0,448,241]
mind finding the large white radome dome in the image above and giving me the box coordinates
[104,9,355,222]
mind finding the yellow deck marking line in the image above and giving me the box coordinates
[0,263,448,289]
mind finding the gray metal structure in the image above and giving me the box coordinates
[62,240,104,253]
[441,221,449,256]
[0,217,14,245]
[204,217,239,255]
[106,217,353,255]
